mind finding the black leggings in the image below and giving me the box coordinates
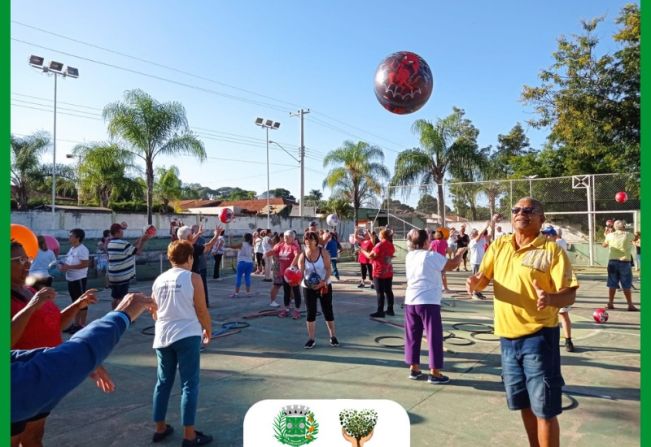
[373,277,394,312]
[303,284,334,322]
[213,254,223,278]
[360,263,373,281]
[282,280,302,308]
[255,252,265,270]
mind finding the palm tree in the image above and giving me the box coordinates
[73,143,137,208]
[391,108,483,226]
[154,166,182,212]
[103,89,206,223]
[323,140,390,226]
[11,132,50,210]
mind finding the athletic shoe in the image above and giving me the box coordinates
[408,370,423,380]
[565,339,575,353]
[152,424,174,443]
[357,283,365,288]
[278,309,290,318]
[229,293,239,298]
[292,309,302,320]
[245,292,254,297]
[269,300,280,308]
[472,292,486,300]
[263,278,273,282]
[370,284,375,289]
[428,374,450,384]
[385,308,395,316]
[329,336,340,347]
[304,339,316,349]
[369,311,386,318]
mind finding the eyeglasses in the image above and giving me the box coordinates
[11,256,33,265]
[511,206,538,215]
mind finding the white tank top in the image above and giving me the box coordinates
[238,242,254,263]
[302,248,330,287]
[152,267,202,349]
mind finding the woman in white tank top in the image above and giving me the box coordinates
[150,240,213,446]
[297,231,339,349]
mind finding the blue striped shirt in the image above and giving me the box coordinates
[107,238,137,284]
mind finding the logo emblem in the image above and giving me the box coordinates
[273,405,319,446]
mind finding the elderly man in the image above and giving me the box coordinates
[467,198,578,447]
[602,220,638,311]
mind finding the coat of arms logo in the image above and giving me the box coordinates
[273,405,319,446]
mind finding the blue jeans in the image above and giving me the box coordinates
[153,336,201,426]
[500,327,564,419]
[235,261,254,289]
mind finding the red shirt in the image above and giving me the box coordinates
[272,242,300,275]
[11,289,62,349]
[358,240,374,264]
[371,240,395,279]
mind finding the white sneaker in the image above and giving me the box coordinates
[269,300,280,308]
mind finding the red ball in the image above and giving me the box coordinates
[615,191,628,203]
[283,267,303,287]
[144,225,157,237]
[220,208,234,224]
[593,308,609,324]
[374,51,433,114]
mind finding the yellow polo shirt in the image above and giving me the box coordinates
[479,234,579,338]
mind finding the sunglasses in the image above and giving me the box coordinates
[511,206,538,215]
[11,256,33,265]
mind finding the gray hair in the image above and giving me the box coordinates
[283,230,294,238]
[177,225,193,241]
[614,220,626,231]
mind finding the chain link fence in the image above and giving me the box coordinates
[386,173,640,266]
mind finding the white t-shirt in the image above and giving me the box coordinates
[262,236,273,254]
[29,249,57,277]
[468,238,486,265]
[405,250,446,305]
[152,267,202,349]
[64,244,89,281]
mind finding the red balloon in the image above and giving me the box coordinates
[283,267,303,287]
[615,191,628,203]
[220,208,234,224]
[374,51,434,114]
[42,234,60,256]
[11,224,39,258]
[593,308,609,324]
[144,225,157,237]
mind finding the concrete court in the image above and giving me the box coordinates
[42,261,640,446]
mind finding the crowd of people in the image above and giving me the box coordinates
[10,200,640,447]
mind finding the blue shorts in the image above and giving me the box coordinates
[607,260,633,289]
[500,326,564,419]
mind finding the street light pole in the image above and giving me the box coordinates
[29,55,79,226]
[255,118,280,229]
[525,175,538,198]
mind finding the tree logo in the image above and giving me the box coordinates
[340,408,378,446]
[273,405,319,446]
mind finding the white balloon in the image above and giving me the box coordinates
[326,214,340,227]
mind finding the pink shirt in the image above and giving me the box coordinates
[429,239,448,256]
[272,242,299,275]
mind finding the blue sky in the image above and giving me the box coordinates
[10,1,635,204]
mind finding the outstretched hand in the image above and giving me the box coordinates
[89,365,115,393]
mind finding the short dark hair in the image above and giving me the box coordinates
[70,228,85,242]
[243,233,253,245]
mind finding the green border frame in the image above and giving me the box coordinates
[2,1,9,444]
[1,2,646,446]
[641,1,649,444]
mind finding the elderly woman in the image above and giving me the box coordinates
[266,230,302,319]
[360,229,395,317]
[28,235,57,290]
[151,240,213,446]
[297,231,339,349]
[11,240,105,447]
[404,229,466,384]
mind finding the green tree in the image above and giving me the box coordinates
[154,166,183,212]
[392,108,483,226]
[416,194,438,214]
[521,5,639,174]
[11,132,50,210]
[103,89,206,224]
[73,143,136,208]
[323,140,390,226]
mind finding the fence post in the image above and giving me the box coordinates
[159,252,163,274]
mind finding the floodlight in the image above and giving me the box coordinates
[66,66,79,78]
[29,55,44,67]
[255,117,264,125]
[49,61,64,73]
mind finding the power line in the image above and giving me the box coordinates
[12,20,304,110]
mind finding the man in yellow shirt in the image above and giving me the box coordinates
[467,197,579,447]
[602,220,638,311]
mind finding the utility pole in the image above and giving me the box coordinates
[290,109,309,217]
